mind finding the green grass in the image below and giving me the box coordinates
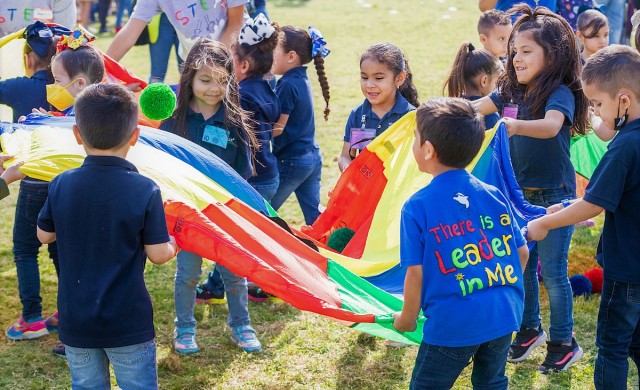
[0,0,636,388]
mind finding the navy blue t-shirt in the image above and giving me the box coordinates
[468,95,500,131]
[343,91,414,143]
[273,66,318,159]
[37,156,169,348]
[161,105,253,179]
[0,70,51,122]
[489,84,576,193]
[401,169,526,346]
[584,119,640,283]
[239,76,280,183]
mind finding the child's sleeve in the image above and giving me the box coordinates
[584,152,627,213]
[343,108,357,143]
[143,186,170,245]
[0,78,20,106]
[37,195,55,233]
[400,203,425,268]
[545,85,574,125]
[275,82,298,116]
[488,90,505,114]
[129,0,162,23]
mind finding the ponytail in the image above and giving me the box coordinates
[444,42,501,98]
[399,59,420,107]
[313,54,331,120]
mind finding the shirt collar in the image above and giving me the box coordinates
[362,91,413,119]
[281,66,307,79]
[32,69,51,81]
[82,155,138,172]
[187,105,226,123]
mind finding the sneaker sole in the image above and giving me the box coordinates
[248,295,268,303]
[6,329,49,341]
[508,331,547,363]
[195,297,226,305]
[538,346,584,374]
[174,347,200,355]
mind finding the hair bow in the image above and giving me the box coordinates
[24,21,71,57]
[56,25,96,53]
[308,26,330,58]
[238,13,275,46]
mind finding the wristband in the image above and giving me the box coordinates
[561,199,571,208]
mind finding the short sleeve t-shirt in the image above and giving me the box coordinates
[401,169,525,347]
[131,0,245,58]
[0,70,51,122]
[343,92,414,143]
[37,156,169,348]
[489,84,576,192]
[0,0,77,37]
[584,119,640,284]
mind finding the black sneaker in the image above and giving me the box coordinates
[508,325,547,363]
[52,343,66,358]
[248,284,270,302]
[537,337,583,374]
[195,284,226,305]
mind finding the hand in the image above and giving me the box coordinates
[125,82,142,92]
[504,117,518,137]
[0,155,13,174]
[546,203,563,214]
[526,219,548,242]
[32,107,51,115]
[0,160,25,184]
[392,312,417,333]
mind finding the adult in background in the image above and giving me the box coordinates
[479,0,556,13]
[0,1,77,37]
[105,0,245,62]
[598,0,626,43]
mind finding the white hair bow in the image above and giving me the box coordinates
[238,13,275,46]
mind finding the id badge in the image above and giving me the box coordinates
[502,103,519,119]
[349,128,376,150]
[33,8,54,22]
[202,125,229,149]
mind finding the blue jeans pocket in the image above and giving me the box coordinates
[627,284,640,304]
[107,341,154,366]
[437,345,476,362]
[66,348,91,367]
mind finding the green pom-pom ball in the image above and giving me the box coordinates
[327,227,355,253]
[139,83,176,120]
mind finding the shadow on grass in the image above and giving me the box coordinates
[335,333,409,389]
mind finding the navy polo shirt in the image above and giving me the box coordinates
[37,156,169,348]
[468,96,500,131]
[161,105,253,179]
[239,76,281,183]
[0,70,51,122]
[489,84,576,193]
[273,66,318,159]
[343,91,415,142]
[495,0,555,10]
[584,119,640,283]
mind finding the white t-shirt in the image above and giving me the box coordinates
[131,0,245,59]
[0,0,77,37]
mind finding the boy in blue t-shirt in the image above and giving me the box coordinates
[36,84,178,389]
[527,45,640,389]
[393,97,528,389]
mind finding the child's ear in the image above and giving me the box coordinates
[287,50,297,64]
[72,125,84,145]
[240,59,251,74]
[76,76,88,91]
[395,70,407,88]
[479,74,489,88]
[479,34,488,45]
[129,127,140,146]
[421,140,436,161]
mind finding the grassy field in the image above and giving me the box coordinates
[0,0,636,388]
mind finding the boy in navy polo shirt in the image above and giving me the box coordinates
[37,84,178,389]
[393,97,528,389]
[527,45,640,389]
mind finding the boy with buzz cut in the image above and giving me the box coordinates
[478,9,512,60]
[527,45,640,390]
[37,83,178,389]
[393,97,529,389]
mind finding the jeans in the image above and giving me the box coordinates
[410,333,512,390]
[594,278,640,390]
[521,187,575,343]
[250,175,279,204]
[13,179,59,321]
[115,0,133,28]
[271,149,322,225]
[174,250,250,330]
[65,340,158,390]
[601,0,626,44]
[148,13,183,83]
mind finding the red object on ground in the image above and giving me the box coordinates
[584,268,604,293]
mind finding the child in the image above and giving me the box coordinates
[444,41,503,130]
[576,10,610,63]
[160,38,262,355]
[234,13,281,202]
[478,9,512,61]
[527,45,640,389]
[473,5,589,373]
[37,83,177,389]
[270,25,330,225]
[393,97,528,389]
[338,42,419,172]
[0,156,24,201]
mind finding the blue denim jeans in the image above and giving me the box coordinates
[271,149,322,225]
[521,187,575,343]
[13,179,59,320]
[174,250,250,330]
[65,340,157,390]
[148,13,183,84]
[250,176,279,204]
[410,333,512,390]
[601,0,626,44]
[594,278,640,389]
[115,0,133,28]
